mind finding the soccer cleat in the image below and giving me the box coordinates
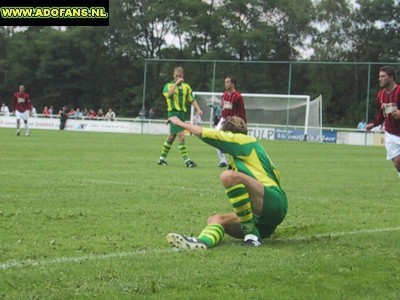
[167,233,208,250]
[186,160,197,168]
[17,131,20,136]
[218,162,228,168]
[157,159,168,166]
[242,234,262,247]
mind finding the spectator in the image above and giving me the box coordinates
[89,109,97,120]
[138,108,146,119]
[1,103,10,117]
[357,119,366,131]
[48,106,53,117]
[42,106,51,118]
[58,106,69,130]
[149,107,155,119]
[82,108,89,118]
[97,108,104,119]
[73,108,82,119]
[68,108,76,117]
[105,108,116,121]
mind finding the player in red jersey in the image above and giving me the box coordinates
[215,75,247,167]
[12,85,32,137]
[366,66,400,178]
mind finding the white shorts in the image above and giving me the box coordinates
[216,116,225,130]
[15,110,30,121]
[385,131,400,160]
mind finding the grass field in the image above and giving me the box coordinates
[0,128,399,299]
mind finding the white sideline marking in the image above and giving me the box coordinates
[1,226,399,271]
[86,179,217,193]
[0,249,171,271]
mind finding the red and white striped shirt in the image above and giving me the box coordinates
[220,90,247,123]
[12,92,32,113]
[371,85,400,137]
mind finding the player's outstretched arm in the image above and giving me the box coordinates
[167,116,203,137]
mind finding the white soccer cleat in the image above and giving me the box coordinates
[167,233,208,250]
[242,234,262,247]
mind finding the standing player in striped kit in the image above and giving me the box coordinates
[366,66,400,178]
[157,67,203,168]
[11,85,32,137]
[215,75,247,168]
[166,116,288,249]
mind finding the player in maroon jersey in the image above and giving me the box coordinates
[366,66,400,178]
[215,75,247,167]
[11,85,32,137]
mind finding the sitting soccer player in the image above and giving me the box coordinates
[166,116,288,249]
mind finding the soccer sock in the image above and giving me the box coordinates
[160,141,172,160]
[217,149,227,163]
[16,120,20,130]
[24,121,29,135]
[398,172,400,178]
[198,224,225,248]
[178,142,190,162]
[225,184,260,237]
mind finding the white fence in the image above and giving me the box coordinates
[0,115,169,135]
[0,115,384,146]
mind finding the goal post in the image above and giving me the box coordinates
[191,92,323,142]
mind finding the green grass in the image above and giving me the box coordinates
[0,128,399,299]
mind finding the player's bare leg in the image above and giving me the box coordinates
[167,133,177,144]
[24,120,30,137]
[393,155,400,178]
[207,213,242,238]
[16,119,21,136]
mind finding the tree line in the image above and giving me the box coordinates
[0,0,399,126]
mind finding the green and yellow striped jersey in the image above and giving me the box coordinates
[201,128,281,188]
[163,81,194,112]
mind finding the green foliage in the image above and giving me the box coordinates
[0,128,399,299]
[350,0,400,62]
[1,26,139,116]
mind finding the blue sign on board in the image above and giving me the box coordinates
[275,128,337,143]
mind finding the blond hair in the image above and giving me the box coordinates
[222,116,247,134]
[174,67,184,74]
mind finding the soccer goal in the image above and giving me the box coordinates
[192,92,323,142]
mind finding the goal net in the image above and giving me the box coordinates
[191,92,323,142]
